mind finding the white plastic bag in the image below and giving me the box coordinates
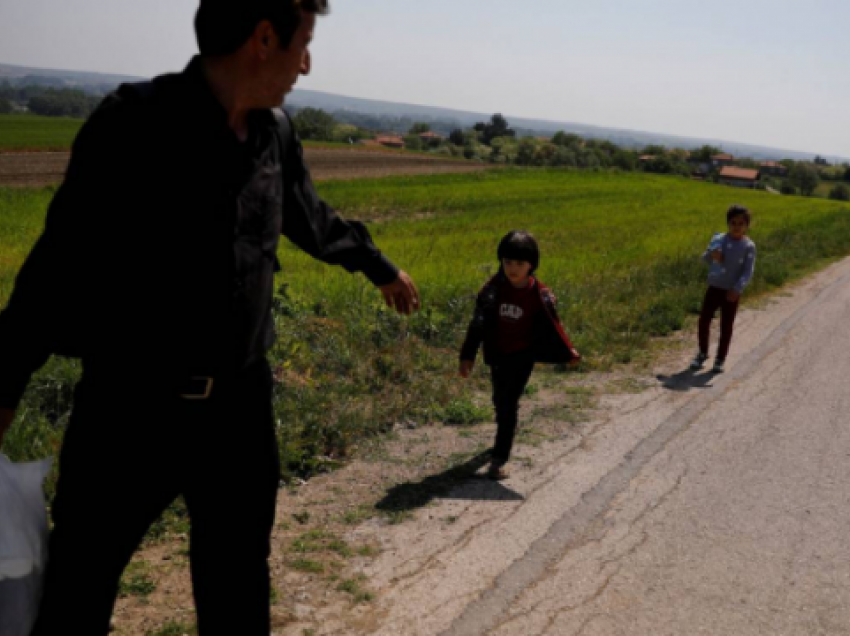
[0,454,52,636]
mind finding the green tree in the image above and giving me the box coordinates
[331,124,367,144]
[789,163,820,196]
[27,88,98,118]
[292,107,337,141]
[0,97,13,114]
[577,149,600,169]
[643,155,674,174]
[844,166,850,183]
[409,122,430,135]
[642,144,667,157]
[552,131,582,148]
[829,184,850,202]
[691,145,722,163]
[553,147,577,167]
[780,182,798,196]
[474,113,515,146]
[449,129,465,146]
[515,138,537,165]
[612,150,637,171]
[403,134,422,151]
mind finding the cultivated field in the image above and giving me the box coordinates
[0,147,485,187]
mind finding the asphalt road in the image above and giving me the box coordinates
[346,256,850,636]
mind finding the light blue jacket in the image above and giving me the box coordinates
[702,233,757,294]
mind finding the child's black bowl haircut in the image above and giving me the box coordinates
[497,230,540,273]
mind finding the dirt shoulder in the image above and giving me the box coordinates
[0,148,487,188]
[107,255,850,636]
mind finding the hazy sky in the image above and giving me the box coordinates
[1,0,847,157]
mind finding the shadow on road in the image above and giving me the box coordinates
[657,368,716,392]
[376,451,524,515]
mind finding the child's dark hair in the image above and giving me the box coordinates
[727,204,751,226]
[497,230,540,273]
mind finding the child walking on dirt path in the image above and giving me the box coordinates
[459,231,581,480]
[691,205,757,374]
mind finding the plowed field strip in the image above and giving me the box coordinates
[0,148,487,187]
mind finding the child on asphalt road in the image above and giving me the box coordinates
[691,205,757,374]
[459,231,581,480]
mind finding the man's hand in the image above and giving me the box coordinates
[459,360,474,378]
[0,408,14,450]
[727,290,740,302]
[379,271,420,316]
[711,249,724,263]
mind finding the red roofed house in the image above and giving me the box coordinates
[375,135,405,149]
[419,131,444,144]
[760,161,788,177]
[712,153,735,169]
[718,166,760,189]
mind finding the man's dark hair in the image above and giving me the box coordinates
[195,0,329,57]
[497,230,540,273]
[727,204,751,226]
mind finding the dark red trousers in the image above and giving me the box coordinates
[698,286,740,361]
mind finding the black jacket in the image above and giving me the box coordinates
[0,58,399,409]
[459,273,581,366]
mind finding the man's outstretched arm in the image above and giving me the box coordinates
[280,116,419,314]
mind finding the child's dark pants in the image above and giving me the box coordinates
[490,350,535,465]
[698,286,740,361]
[30,359,279,636]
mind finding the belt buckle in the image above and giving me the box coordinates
[180,377,214,400]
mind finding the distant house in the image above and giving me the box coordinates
[375,135,405,149]
[711,153,735,169]
[718,166,760,189]
[639,154,655,164]
[760,161,788,177]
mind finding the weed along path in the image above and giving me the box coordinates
[289,256,850,636]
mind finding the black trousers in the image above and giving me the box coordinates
[30,359,280,636]
[490,351,535,465]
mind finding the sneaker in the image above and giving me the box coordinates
[690,352,708,370]
[487,462,509,481]
[712,359,725,373]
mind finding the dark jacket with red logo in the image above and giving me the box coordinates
[459,273,581,366]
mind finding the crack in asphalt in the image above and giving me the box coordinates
[437,268,850,636]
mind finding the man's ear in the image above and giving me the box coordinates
[253,20,278,59]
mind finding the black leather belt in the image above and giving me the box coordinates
[178,377,215,400]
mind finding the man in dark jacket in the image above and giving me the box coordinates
[0,1,418,634]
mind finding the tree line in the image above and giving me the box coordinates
[0,83,102,118]
[3,90,847,201]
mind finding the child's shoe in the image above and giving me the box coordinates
[690,352,708,370]
[712,359,725,373]
[487,461,509,481]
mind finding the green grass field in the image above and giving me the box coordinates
[3,169,850,491]
[0,114,84,151]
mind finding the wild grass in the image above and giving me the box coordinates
[2,169,850,512]
[0,115,83,151]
